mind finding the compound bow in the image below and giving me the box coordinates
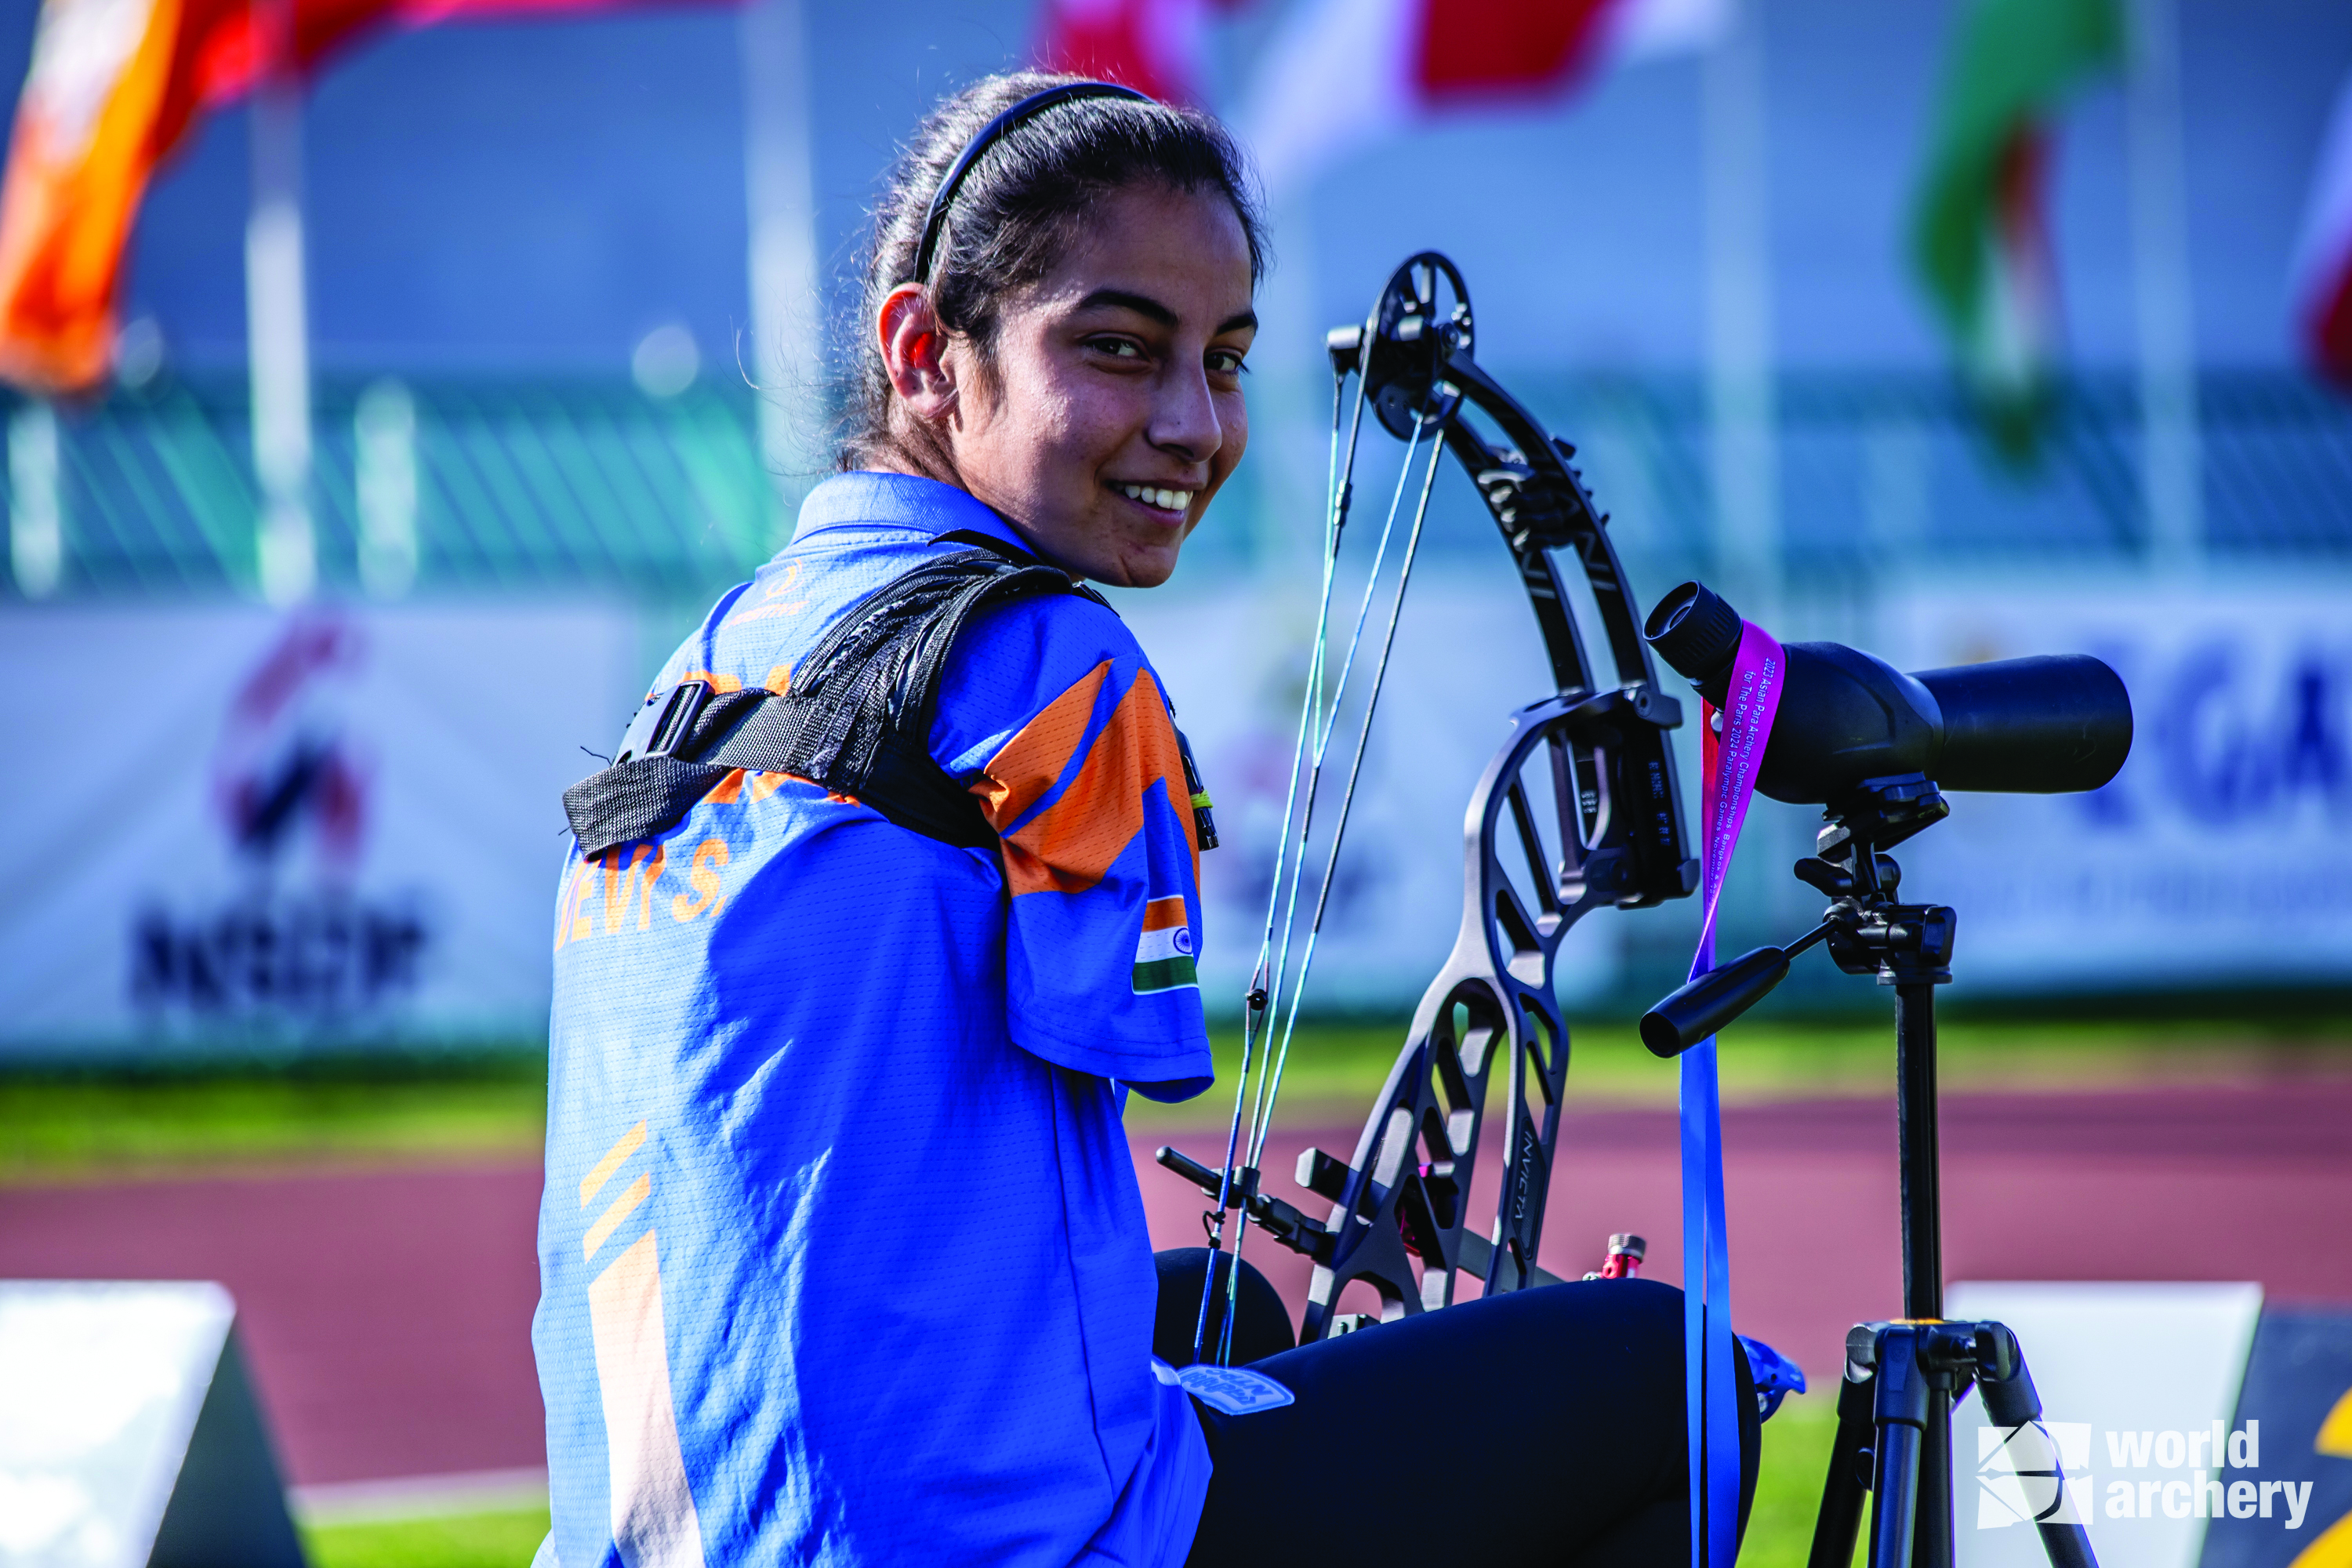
[1163,252,1701,1356]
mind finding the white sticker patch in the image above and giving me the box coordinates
[1174,1363,1296,1416]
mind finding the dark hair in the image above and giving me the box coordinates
[837,71,1267,473]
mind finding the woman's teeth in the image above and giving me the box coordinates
[1116,483,1192,514]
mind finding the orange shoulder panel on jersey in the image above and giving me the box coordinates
[971,662,1195,897]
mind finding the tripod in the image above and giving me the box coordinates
[1644,775,2099,1568]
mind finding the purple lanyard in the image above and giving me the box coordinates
[1684,621,1783,1567]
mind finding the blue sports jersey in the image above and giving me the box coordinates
[532,473,1215,1566]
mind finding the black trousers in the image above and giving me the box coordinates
[1153,1250,1760,1566]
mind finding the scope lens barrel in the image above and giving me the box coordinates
[1915,655,2132,795]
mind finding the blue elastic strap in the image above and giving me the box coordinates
[1682,951,1742,1563]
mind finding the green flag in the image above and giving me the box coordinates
[1911,0,2124,457]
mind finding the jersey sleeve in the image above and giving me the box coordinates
[933,594,1214,1102]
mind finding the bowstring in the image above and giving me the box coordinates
[1241,412,1428,1156]
[1249,422,1447,1171]
[1215,398,1454,1364]
[1190,351,1372,1366]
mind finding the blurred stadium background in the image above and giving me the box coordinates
[0,0,2347,1561]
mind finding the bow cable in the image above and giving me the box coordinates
[1189,348,1374,1363]
[1245,414,1428,1145]
[1192,328,1458,1363]
[1247,428,1446,1171]
[1215,413,1448,1363]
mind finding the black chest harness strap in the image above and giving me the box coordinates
[563,534,1220,859]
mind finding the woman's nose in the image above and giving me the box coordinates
[1149,364,1223,463]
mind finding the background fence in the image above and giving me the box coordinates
[12,369,2351,606]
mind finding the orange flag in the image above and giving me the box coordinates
[0,0,247,394]
[0,0,718,396]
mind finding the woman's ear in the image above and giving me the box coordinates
[879,284,958,420]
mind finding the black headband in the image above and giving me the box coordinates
[908,82,1152,287]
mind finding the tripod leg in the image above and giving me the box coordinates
[1865,1326,1933,1568]
[1809,1346,1875,1568]
[1968,1323,2100,1568]
[1870,1415,1924,1568]
[1913,1388,1951,1568]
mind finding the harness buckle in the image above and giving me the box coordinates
[648,680,713,757]
[616,679,713,764]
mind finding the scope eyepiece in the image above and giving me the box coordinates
[1644,581,1744,691]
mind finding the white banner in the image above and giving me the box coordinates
[14,572,2303,1050]
[0,603,638,1055]
[1880,578,2352,990]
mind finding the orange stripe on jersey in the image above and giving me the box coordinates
[968,662,1112,833]
[1142,896,1187,931]
[703,769,747,806]
[982,668,1196,897]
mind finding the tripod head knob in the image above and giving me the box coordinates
[1795,853,1903,902]
[1640,944,1795,1057]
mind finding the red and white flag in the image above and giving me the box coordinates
[1240,0,1726,198]
[1039,0,1215,104]
[2292,65,2352,387]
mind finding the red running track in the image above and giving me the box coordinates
[2,1083,2347,1486]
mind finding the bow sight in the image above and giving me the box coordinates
[1160,252,1700,1356]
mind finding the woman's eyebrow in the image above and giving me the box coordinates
[1076,289,1179,326]
[1073,291,1258,338]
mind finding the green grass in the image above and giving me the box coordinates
[1744,1395,1854,1567]
[1123,1010,2352,1130]
[3,1013,2346,1183]
[302,1506,550,1568]
[0,1056,548,1184]
[284,1411,1844,1566]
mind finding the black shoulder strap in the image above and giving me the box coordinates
[564,547,1087,856]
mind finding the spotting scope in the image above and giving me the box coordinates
[1641,582,2132,804]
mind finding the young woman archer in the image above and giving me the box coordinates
[532,72,1755,1567]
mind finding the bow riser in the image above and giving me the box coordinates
[1298,684,1690,1338]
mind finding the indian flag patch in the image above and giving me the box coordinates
[1132,896,1197,994]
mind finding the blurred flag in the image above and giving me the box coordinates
[1239,0,1727,200]
[0,0,711,396]
[1909,0,2122,457]
[0,0,217,394]
[1040,0,1215,103]
[2291,66,2352,388]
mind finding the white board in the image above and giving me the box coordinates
[1949,1280,2266,1568]
[0,1281,301,1568]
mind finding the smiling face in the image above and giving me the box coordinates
[877,181,1257,587]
